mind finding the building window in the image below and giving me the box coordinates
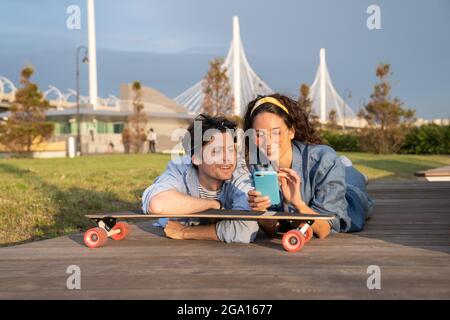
[57,122,71,135]
[97,121,109,134]
[113,123,124,134]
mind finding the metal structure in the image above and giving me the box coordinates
[0,76,17,102]
[174,16,273,117]
[309,48,358,126]
[87,0,99,109]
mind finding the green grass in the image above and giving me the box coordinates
[342,152,450,181]
[0,153,171,246]
[1,152,449,246]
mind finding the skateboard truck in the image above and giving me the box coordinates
[94,217,116,232]
[298,220,314,235]
[84,217,131,248]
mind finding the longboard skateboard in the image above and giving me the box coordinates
[84,209,334,252]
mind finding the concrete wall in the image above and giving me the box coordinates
[52,116,191,154]
[147,117,191,152]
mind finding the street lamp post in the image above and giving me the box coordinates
[76,46,88,156]
[359,98,367,112]
[359,97,367,128]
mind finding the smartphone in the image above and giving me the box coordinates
[253,171,280,206]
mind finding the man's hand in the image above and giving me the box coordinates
[164,220,219,241]
[164,221,188,240]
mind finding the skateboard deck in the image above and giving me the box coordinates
[85,209,335,221]
[83,209,335,252]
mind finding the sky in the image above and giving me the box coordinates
[0,0,449,119]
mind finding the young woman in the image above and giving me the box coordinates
[244,94,373,239]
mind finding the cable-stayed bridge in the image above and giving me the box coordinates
[174,17,361,127]
[174,16,273,117]
[310,48,361,128]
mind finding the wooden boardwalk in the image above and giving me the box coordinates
[415,165,450,181]
[0,181,449,299]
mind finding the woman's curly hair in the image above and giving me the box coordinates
[243,93,323,145]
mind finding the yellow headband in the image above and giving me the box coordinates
[250,97,290,116]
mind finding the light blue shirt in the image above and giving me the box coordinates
[142,156,259,243]
[249,141,372,233]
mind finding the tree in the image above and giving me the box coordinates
[326,110,339,131]
[122,81,148,153]
[121,127,131,154]
[298,83,320,130]
[0,66,54,155]
[358,63,415,154]
[202,58,234,116]
[298,84,313,115]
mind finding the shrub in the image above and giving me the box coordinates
[321,131,360,152]
[400,124,450,154]
[357,125,411,154]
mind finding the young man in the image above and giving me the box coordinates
[141,114,259,243]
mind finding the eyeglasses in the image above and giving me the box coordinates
[254,127,289,141]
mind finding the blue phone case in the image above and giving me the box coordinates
[253,171,280,206]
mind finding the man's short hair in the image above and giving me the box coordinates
[182,114,237,165]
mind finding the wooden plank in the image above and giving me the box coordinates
[415,166,450,177]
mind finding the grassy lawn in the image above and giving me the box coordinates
[1,152,449,246]
[0,153,171,246]
[341,152,450,181]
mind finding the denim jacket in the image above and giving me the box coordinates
[249,141,353,233]
[142,156,259,243]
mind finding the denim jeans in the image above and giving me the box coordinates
[344,164,374,232]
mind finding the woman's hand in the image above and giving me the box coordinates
[278,167,303,208]
[248,189,271,211]
[278,168,331,239]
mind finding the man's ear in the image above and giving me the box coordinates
[191,154,201,166]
